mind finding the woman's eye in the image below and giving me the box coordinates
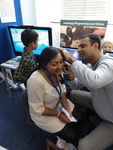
[52,64,57,66]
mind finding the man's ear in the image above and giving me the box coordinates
[94,42,99,50]
[31,41,36,47]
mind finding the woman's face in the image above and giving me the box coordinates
[45,53,64,75]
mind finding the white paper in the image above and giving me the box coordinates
[62,108,77,122]
[0,146,8,150]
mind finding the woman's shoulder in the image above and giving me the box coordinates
[29,70,40,78]
[27,70,44,85]
[29,70,46,82]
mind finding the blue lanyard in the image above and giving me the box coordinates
[44,68,62,99]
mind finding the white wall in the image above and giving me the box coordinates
[34,0,60,26]
[20,0,60,47]
[20,0,37,25]
[34,0,60,47]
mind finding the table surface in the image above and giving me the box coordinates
[0,56,21,70]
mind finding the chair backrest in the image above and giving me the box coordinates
[21,88,28,108]
[21,88,36,126]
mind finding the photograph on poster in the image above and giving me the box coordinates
[60,26,106,48]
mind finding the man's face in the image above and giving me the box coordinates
[78,37,95,62]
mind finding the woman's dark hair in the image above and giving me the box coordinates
[28,46,65,84]
[38,46,63,69]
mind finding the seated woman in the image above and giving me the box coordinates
[27,46,84,143]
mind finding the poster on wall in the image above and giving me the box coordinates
[0,0,16,23]
[60,0,112,48]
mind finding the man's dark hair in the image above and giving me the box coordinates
[80,33,101,51]
[21,29,38,46]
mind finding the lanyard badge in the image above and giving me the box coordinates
[44,68,62,101]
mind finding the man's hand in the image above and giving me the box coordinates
[59,48,77,64]
[63,62,75,81]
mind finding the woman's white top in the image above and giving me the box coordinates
[27,70,74,133]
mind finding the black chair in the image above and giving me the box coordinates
[21,88,41,145]
[21,88,61,149]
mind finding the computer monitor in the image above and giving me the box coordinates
[7,25,52,57]
[104,51,113,57]
[63,47,82,61]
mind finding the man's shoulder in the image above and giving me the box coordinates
[100,55,113,63]
[97,56,113,69]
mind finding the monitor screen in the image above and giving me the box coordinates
[7,25,52,56]
[104,51,113,57]
[64,47,82,61]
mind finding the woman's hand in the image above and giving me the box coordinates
[58,112,71,124]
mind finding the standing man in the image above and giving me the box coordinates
[60,33,113,150]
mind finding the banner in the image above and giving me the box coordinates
[60,0,112,48]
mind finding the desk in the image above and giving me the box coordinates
[0,56,21,97]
